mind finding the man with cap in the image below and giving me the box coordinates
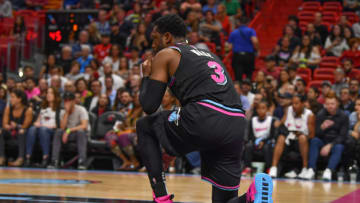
[241,78,255,106]
[48,92,89,170]
[262,55,281,80]
[332,68,349,97]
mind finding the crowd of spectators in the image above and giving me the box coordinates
[1,0,360,181]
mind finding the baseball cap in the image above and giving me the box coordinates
[63,92,75,101]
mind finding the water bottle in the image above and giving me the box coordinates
[348,160,358,183]
[337,168,344,182]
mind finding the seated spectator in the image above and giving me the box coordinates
[342,58,355,78]
[95,9,111,35]
[128,23,149,53]
[5,77,16,97]
[116,7,134,37]
[343,0,359,12]
[100,62,125,94]
[216,4,231,36]
[278,69,292,95]
[253,71,266,91]
[276,25,301,53]
[0,0,12,17]
[88,22,101,45]
[241,79,254,106]
[262,55,281,80]
[349,79,359,102]
[84,80,102,111]
[77,45,94,73]
[48,92,89,170]
[116,56,130,80]
[273,36,292,67]
[325,25,350,57]
[313,12,329,46]
[66,61,84,81]
[11,15,25,38]
[339,87,355,115]
[332,68,349,97]
[246,92,263,119]
[185,9,200,33]
[340,39,360,68]
[75,78,92,105]
[287,15,302,38]
[343,26,354,47]
[0,90,33,166]
[105,92,142,170]
[158,89,177,111]
[269,95,315,179]
[188,32,210,51]
[63,0,80,9]
[58,45,73,75]
[306,92,349,180]
[64,81,76,93]
[110,22,126,47]
[199,10,222,49]
[318,81,332,104]
[40,54,57,79]
[125,2,142,25]
[94,34,112,64]
[181,0,202,13]
[304,23,322,47]
[305,87,323,115]
[104,76,117,106]
[233,81,250,111]
[0,86,7,129]
[287,65,301,84]
[103,44,122,72]
[91,94,111,117]
[72,30,92,58]
[295,78,307,97]
[128,47,141,69]
[38,78,48,100]
[349,97,360,135]
[23,66,35,79]
[352,20,360,38]
[203,0,217,14]
[12,0,25,10]
[260,87,276,115]
[113,89,133,117]
[24,77,41,101]
[25,87,63,168]
[273,92,292,120]
[290,35,321,69]
[242,100,277,176]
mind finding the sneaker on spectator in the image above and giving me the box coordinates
[305,168,315,180]
[298,168,308,179]
[47,160,59,169]
[242,167,252,177]
[191,167,201,175]
[322,168,332,181]
[285,170,297,179]
[169,166,176,173]
[78,160,87,170]
[268,166,277,178]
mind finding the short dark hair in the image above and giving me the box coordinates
[296,78,306,87]
[293,94,306,102]
[154,14,187,38]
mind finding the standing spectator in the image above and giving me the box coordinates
[242,100,277,176]
[91,94,111,117]
[306,93,349,180]
[290,35,321,69]
[325,25,349,57]
[58,45,73,75]
[25,87,63,168]
[199,10,222,50]
[332,68,349,97]
[227,17,259,80]
[48,92,89,170]
[84,80,102,111]
[216,4,231,36]
[103,44,122,73]
[269,95,315,179]
[0,90,33,166]
[339,87,355,116]
[313,12,329,46]
[96,9,111,35]
[349,79,359,102]
[94,34,112,64]
[0,0,12,17]
[77,45,94,73]
[99,63,125,93]
[72,30,92,58]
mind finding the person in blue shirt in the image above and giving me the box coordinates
[202,0,217,14]
[76,45,93,73]
[227,17,259,81]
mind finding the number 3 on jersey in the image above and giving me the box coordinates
[207,61,228,86]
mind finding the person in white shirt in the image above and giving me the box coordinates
[324,25,349,57]
[268,94,315,179]
[25,87,64,168]
[99,62,124,93]
[242,79,255,106]
[102,44,122,72]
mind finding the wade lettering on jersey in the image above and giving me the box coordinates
[190,49,214,58]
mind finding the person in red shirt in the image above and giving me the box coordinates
[94,33,112,63]
[262,55,281,80]
[340,38,360,68]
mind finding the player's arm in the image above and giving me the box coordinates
[139,49,174,114]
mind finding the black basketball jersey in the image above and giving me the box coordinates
[167,43,243,109]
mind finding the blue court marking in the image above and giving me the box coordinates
[0,179,92,185]
[0,197,32,200]
[201,99,244,112]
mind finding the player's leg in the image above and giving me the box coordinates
[298,134,309,168]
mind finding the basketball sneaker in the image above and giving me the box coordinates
[305,168,315,180]
[284,170,297,179]
[246,173,273,203]
[268,166,277,178]
[322,168,332,181]
[297,168,308,179]
[153,193,174,203]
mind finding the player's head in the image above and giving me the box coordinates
[151,14,187,53]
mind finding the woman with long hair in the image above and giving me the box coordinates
[278,69,292,95]
[129,23,149,53]
[0,89,33,166]
[75,78,92,104]
[116,56,130,80]
[25,87,62,167]
[103,44,123,72]
[40,54,57,79]
[290,35,321,69]
[325,24,350,56]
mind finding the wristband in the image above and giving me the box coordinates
[66,128,71,134]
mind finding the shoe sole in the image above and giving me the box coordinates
[254,173,273,203]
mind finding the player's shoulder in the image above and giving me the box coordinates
[154,47,181,61]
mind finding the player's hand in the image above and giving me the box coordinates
[141,59,152,77]
[320,144,332,157]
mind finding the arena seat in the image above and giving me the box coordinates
[301,1,321,12]
[321,56,340,64]
[342,12,359,25]
[322,12,338,24]
[319,62,338,69]
[298,11,315,23]
[313,74,335,83]
[348,69,360,79]
[314,68,335,77]
[297,67,312,78]
[307,80,324,89]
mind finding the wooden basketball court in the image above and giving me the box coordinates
[0,167,359,202]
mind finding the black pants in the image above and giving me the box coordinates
[244,141,273,170]
[232,52,255,81]
[0,129,26,158]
